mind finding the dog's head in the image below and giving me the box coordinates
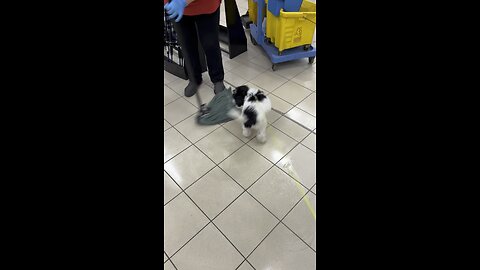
[232,85,250,107]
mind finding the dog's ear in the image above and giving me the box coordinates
[233,85,249,107]
[234,85,249,96]
[255,91,267,102]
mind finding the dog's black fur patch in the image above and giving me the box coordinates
[255,91,266,102]
[233,85,249,107]
[248,91,267,102]
[243,107,257,128]
[247,91,267,102]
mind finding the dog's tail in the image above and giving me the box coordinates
[227,108,244,121]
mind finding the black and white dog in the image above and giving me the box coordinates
[229,85,271,143]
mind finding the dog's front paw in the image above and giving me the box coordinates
[242,128,251,137]
[256,134,267,143]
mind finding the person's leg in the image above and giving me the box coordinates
[195,7,225,94]
[173,16,203,97]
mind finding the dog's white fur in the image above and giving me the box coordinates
[228,86,271,143]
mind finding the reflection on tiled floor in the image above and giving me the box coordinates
[165,0,316,269]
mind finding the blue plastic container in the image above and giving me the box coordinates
[284,0,303,12]
[267,0,282,16]
[268,0,303,16]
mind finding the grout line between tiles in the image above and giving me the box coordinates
[164,125,255,206]
[183,128,316,261]
[163,118,173,132]
[165,113,314,204]
[234,129,318,262]
[165,127,293,268]
[235,180,317,268]
[165,136,315,264]
[270,88,317,119]
[166,168,252,265]
[163,87,182,105]
[163,251,179,270]
[164,126,274,268]
[165,120,314,207]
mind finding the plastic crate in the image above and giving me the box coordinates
[268,0,303,16]
[248,0,266,26]
[284,0,303,12]
[266,0,316,53]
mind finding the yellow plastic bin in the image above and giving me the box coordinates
[266,0,316,53]
[248,0,266,26]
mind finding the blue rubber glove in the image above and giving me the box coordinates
[164,0,187,22]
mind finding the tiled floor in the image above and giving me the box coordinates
[164,0,316,269]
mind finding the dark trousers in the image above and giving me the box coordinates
[174,8,224,84]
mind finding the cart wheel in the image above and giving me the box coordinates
[272,64,277,71]
[308,57,315,64]
[250,33,257,46]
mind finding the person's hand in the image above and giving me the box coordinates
[164,0,187,22]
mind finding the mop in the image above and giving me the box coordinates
[195,85,237,125]
[164,0,236,126]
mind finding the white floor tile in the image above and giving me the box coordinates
[172,223,244,270]
[283,192,317,250]
[164,171,181,205]
[248,223,316,269]
[164,193,209,255]
[164,70,179,85]
[301,133,316,152]
[249,166,308,219]
[224,71,248,88]
[285,107,316,131]
[175,114,221,143]
[229,62,265,81]
[250,71,288,92]
[272,116,310,142]
[236,261,255,270]
[277,144,316,190]
[214,192,278,256]
[219,145,272,189]
[164,120,171,131]
[164,98,198,126]
[267,94,294,114]
[164,128,191,163]
[164,260,175,270]
[187,167,243,219]
[297,93,316,117]
[164,146,216,189]
[164,85,181,106]
[248,126,297,164]
[273,59,310,80]
[291,69,316,91]
[196,127,245,164]
[271,81,312,105]
[167,78,189,95]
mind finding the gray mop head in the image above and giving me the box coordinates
[197,87,236,125]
